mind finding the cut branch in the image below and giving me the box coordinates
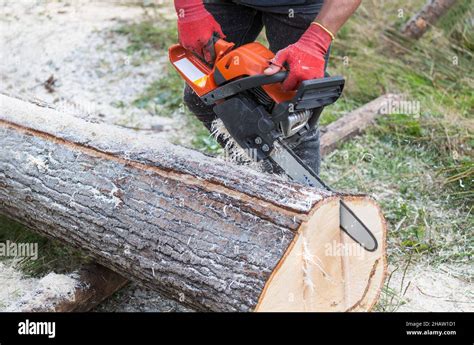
[320,94,401,156]
[0,94,387,312]
[401,0,458,39]
[20,94,396,312]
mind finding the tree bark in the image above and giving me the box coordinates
[0,94,387,312]
[401,0,458,39]
[320,94,401,156]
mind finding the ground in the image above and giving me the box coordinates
[1,0,177,136]
[0,0,472,312]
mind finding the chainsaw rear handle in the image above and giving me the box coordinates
[201,71,288,105]
[202,34,235,66]
[205,33,220,64]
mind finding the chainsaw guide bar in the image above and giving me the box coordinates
[272,140,378,252]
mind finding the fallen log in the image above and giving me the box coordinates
[19,94,397,312]
[320,94,401,156]
[0,94,387,312]
[401,0,458,39]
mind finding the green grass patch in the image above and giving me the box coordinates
[115,20,177,54]
[130,63,222,154]
[132,63,184,115]
[320,128,473,265]
[184,113,222,154]
[0,216,89,277]
[328,0,472,117]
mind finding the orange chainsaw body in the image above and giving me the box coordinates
[169,39,295,104]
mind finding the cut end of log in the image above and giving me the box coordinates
[256,196,386,312]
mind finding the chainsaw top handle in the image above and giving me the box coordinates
[201,71,288,105]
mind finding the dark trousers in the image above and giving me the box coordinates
[183,1,326,173]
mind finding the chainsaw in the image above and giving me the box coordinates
[169,37,377,252]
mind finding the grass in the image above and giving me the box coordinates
[114,18,183,115]
[0,15,220,280]
[131,62,183,115]
[99,2,474,313]
[327,0,473,115]
[114,17,223,153]
[116,22,222,151]
[320,129,472,263]
[321,0,473,211]
[114,19,177,54]
[184,113,223,154]
[0,215,89,277]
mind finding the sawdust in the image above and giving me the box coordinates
[0,0,176,133]
[0,0,181,313]
[211,118,266,171]
[94,283,193,312]
[386,263,473,312]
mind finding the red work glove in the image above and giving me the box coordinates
[264,23,333,91]
[174,0,225,62]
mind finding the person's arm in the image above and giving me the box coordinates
[314,0,362,35]
[264,0,361,90]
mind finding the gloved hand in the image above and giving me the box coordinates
[174,0,225,63]
[264,23,333,91]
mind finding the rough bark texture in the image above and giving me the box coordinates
[401,0,458,39]
[320,94,401,156]
[89,94,398,312]
[0,94,386,311]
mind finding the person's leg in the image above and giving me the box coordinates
[183,1,264,133]
[263,10,329,174]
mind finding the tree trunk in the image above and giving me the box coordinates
[401,0,458,39]
[0,94,387,312]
